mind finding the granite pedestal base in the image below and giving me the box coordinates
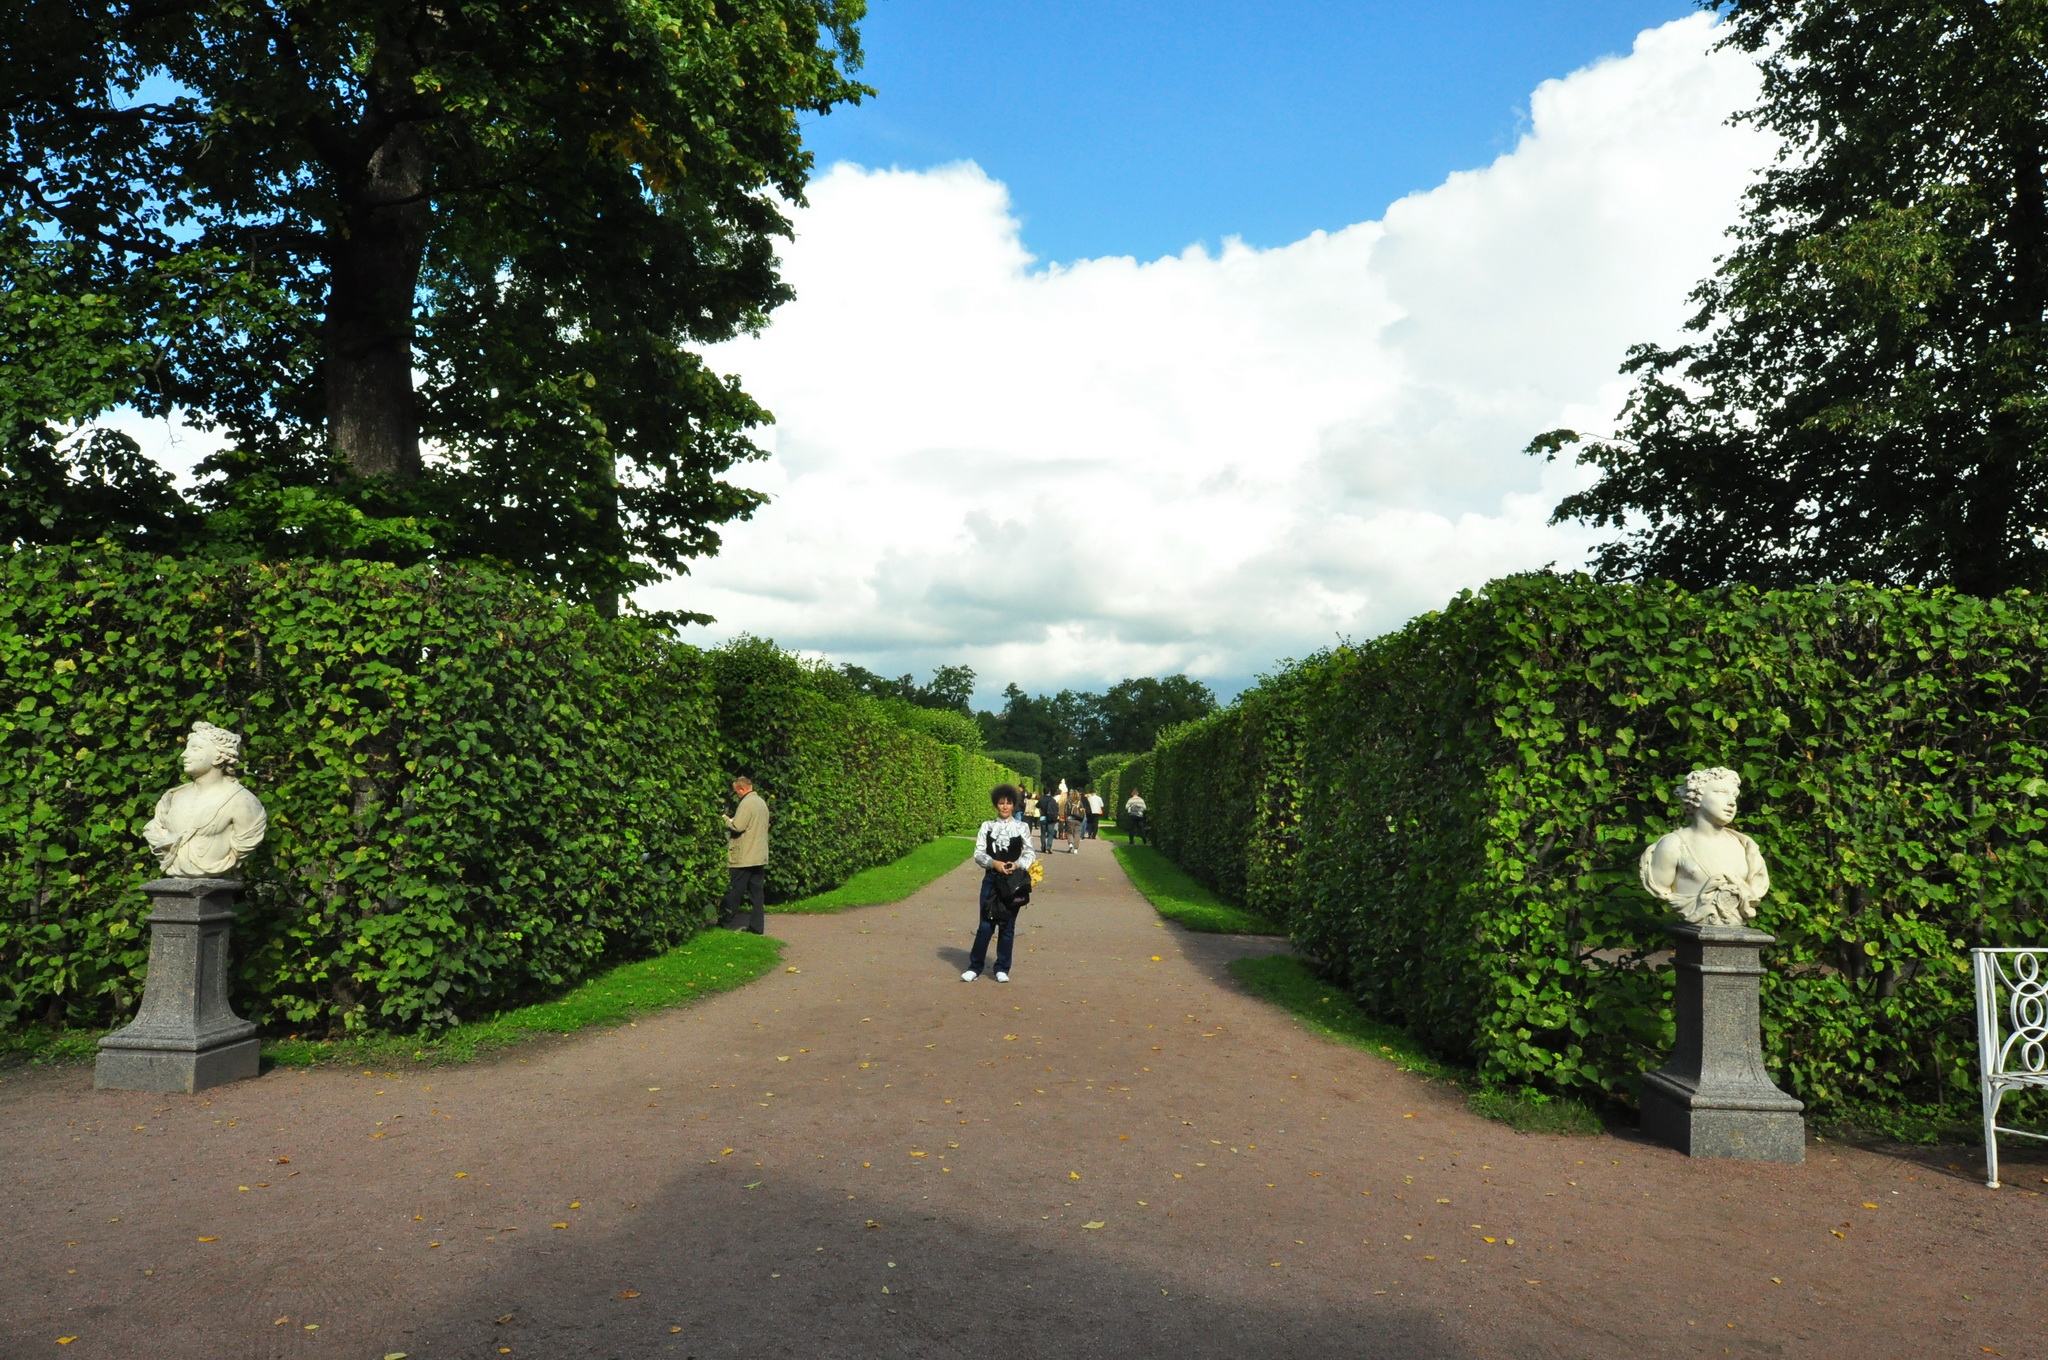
[1639,923,1804,1164]
[95,877,260,1094]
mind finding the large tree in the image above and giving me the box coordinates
[1535,0,2048,594]
[1,0,865,605]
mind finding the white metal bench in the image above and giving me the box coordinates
[1974,947,2048,1188]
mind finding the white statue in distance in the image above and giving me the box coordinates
[1640,767,1769,928]
[143,721,268,877]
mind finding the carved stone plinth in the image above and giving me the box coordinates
[1639,923,1805,1163]
[95,878,260,1093]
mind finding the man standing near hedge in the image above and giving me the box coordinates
[721,776,771,934]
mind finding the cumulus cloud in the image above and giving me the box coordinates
[645,14,1772,701]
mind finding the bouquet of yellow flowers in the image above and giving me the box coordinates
[1027,859,1045,887]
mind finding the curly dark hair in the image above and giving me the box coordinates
[990,783,1022,810]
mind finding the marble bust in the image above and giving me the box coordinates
[142,721,268,877]
[1639,766,1769,927]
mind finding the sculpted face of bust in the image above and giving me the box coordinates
[1687,776,1738,829]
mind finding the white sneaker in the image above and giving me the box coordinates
[995,971,1010,983]
[961,970,978,982]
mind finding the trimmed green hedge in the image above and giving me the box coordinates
[1148,572,2048,1119]
[1,548,726,1034]
[0,551,1012,1035]
[986,749,1041,784]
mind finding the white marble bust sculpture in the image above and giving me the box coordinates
[143,721,268,877]
[1639,766,1769,927]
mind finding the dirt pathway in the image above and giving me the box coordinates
[2,837,2042,1359]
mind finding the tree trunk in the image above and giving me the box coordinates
[324,116,429,482]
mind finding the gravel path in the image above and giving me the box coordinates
[2,836,2042,1359]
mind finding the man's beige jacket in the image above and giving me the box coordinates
[726,791,770,868]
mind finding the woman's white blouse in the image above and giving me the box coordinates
[973,817,1037,870]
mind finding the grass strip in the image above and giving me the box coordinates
[1227,953,1604,1137]
[1111,843,1285,935]
[265,928,783,1067]
[3,928,783,1071]
[772,835,976,914]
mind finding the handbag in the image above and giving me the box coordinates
[982,827,1032,920]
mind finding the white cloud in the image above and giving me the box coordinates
[647,14,1771,703]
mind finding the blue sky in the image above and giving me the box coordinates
[804,0,1702,264]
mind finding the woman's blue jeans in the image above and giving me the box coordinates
[971,877,1016,973]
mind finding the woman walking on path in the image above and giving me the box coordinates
[964,783,1036,983]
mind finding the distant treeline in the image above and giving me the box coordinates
[836,664,1217,788]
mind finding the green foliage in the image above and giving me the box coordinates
[986,749,1042,784]
[1145,673,1310,928]
[263,927,781,1067]
[1546,0,2048,595]
[1152,571,2048,1121]
[1112,844,1283,935]
[0,545,729,1034]
[874,697,984,751]
[772,835,974,914]
[1088,752,1140,788]
[0,0,868,604]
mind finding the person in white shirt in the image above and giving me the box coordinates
[1124,789,1147,844]
[964,783,1036,983]
[1085,789,1104,839]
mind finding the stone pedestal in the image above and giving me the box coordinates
[95,878,260,1093]
[1639,923,1805,1163]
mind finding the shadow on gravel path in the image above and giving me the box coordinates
[0,837,2041,1359]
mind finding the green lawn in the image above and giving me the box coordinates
[771,835,976,913]
[265,928,784,1068]
[1227,953,1604,1137]
[3,928,784,1072]
[1111,843,1285,934]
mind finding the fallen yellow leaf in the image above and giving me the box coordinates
[1830,1229,1845,1239]
[776,1056,789,1062]
[1862,1202,1878,1209]
[785,967,801,973]
[1082,1221,1106,1230]
[619,1290,641,1298]
[721,1149,734,1156]
[1003,1035,1018,1041]
[56,1340,76,1347]
[909,1151,927,1158]
[1069,1171,1081,1180]
[454,1172,468,1178]
[196,1237,217,1243]
[1150,956,1162,962]
[428,1241,441,1248]
[569,1201,581,1208]
[552,1223,569,1229]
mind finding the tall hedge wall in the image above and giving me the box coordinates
[1148,573,2048,1118]
[0,548,727,1034]
[1,551,1012,1035]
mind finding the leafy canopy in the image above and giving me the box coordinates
[0,0,867,605]
[1536,0,2048,594]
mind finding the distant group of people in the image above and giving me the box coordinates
[1015,780,1099,854]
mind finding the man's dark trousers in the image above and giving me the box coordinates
[722,865,766,934]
